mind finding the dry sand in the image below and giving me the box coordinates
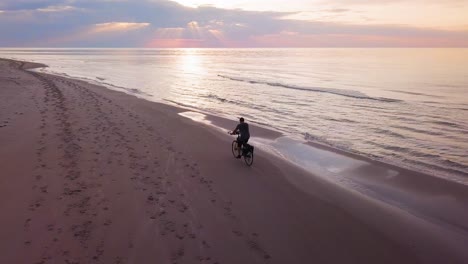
[0,58,467,264]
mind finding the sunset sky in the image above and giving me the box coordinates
[1,0,467,47]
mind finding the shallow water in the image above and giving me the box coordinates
[1,48,467,183]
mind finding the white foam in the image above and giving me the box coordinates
[178,111,208,123]
[179,111,370,188]
[178,111,227,134]
[268,136,369,175]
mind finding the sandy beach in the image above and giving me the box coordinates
[1,58,467,264]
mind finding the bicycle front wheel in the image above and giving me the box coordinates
[232,140,239,158]
[244,151,254,166]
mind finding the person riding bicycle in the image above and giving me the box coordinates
[231,117,250,158]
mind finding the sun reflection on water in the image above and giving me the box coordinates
[178,49,205,75]
[172,49,209,108]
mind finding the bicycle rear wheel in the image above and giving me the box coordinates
[244,151,254,166]
[232,141,239,158]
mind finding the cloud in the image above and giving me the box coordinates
[326,8,350,13]
[318,0,467,6]
[0,0,67,11]
[91,22,150,33]
[0,0,467,47]
[37,5,77,12]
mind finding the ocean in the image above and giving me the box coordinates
[1,48,467,184]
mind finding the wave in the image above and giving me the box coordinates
[164,99,202,110]
[320,116,358,124]
[303,132,347,150]
[351,104,385,109]
[86,79,149,96]
[42,68,151,97]
[366,141,442,160]
[204,93,288,116]
[373,128,406,139]
[304,132,468,181]
[205,93,236,104]
[430,120,466,130]
[218,74,401,103]
[402,158,468,178]
[391,125,444,136]
[388,89,444,98]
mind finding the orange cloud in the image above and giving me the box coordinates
[33,22,150,46]
[91,22,150,33]
[147,21,229,47]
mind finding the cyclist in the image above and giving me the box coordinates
[231,117,250,158]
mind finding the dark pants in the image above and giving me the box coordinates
[237,137,249,150]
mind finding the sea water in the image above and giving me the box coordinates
[1,48,467,183]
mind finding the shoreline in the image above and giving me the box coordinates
[20,54,468,185]
[1,58,468,263]
[27,59,468,186]
[179,109,468,234]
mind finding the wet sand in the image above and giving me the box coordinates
[1,58,467,264]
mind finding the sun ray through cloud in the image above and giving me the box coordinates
[0,0,467,47]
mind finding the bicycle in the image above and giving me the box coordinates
[228,131,254,166]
